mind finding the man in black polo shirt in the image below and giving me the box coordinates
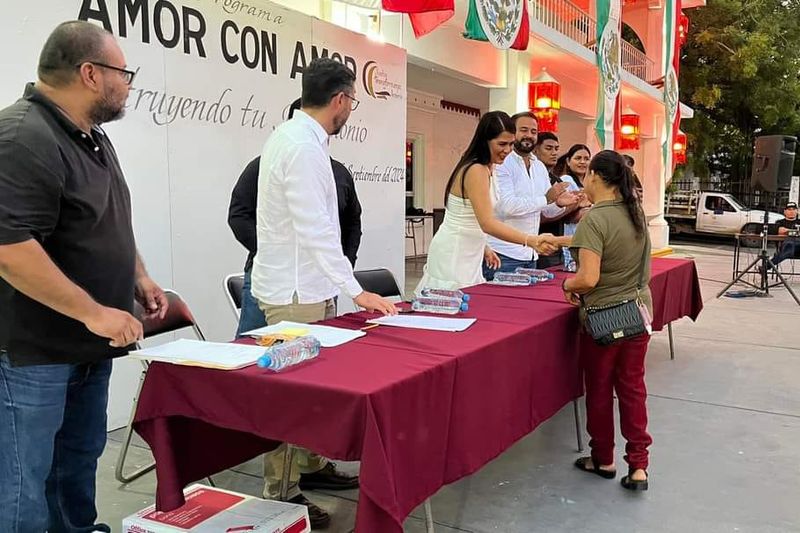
[0,21,167,532]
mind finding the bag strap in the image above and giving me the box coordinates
[635,231,650,291]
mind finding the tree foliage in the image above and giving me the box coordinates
[680,0,800,181]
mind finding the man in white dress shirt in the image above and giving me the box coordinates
[251,58,396,528]
[485,112,577,279]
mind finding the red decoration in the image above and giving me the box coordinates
[528,69,561,133]
[673,129,687,165]
[382,0,455,38]
[510,0,530,51]
[678,11,690,46]
[616,106,640,151]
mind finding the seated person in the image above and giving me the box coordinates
[771,201,799,267]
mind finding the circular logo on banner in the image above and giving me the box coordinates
[599,25,621,100]
[664,66,679,121]
[476,0,525,50]
[362,61,403,101]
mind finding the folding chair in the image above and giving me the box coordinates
[223,272,245,319]
[353,268,404,299]
[114,290,209,484]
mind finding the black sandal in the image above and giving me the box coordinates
[574,456,616,479]
[620,469,649,491]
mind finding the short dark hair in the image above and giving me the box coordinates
[511,111,537,125]
[287,98,302,120]
[301,58,356,108]
[38,21,112,87]
[535,131,559,146]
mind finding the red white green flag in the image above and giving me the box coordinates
[383,0,455,37]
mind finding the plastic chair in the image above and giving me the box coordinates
[224,273,245,319]
[114,290,208,484]
[353,268,404,299]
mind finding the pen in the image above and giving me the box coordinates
[361,323,380,331]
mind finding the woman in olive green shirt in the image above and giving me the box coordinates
[562,150,652,491]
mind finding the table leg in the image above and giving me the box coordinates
[572,399,584,452]
[279,445,296,501]
[424,499,435,533]
[668,323,675,361]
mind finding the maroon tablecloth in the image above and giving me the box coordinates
[133,257,702,532]
[466,257,703,331]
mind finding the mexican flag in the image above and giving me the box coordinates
[594,0,622,149]
[383,0,455,37]
[662,0,682,175]
[463,0,530,51]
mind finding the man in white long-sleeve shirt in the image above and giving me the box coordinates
[485,112,576,280]
[251,58,396,528]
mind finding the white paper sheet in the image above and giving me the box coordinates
[130,339,266,370]
[365,315,476,332]
[243,321,365,347]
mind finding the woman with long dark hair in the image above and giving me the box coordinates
[553,144,592,269]
[554,144,591,190]
[562,150,653,491]
[416,111,558,292]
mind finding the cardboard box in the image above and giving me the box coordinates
[123,484,309,533]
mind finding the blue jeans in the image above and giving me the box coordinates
[0,353,112,533]
[483,253,537,281]
[236,268,267,337]
[772,239,798,267]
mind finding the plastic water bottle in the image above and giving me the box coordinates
[257,336,321,371]
[419,288,471,302]
[412,295,469,314]
[492,271,536,286]
[514,268,555,282]
[562,223,578,272]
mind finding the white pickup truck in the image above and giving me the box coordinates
[665,190,783,236]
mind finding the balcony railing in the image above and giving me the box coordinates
[529,0,656,83]
[621,39,656,83]
[529,0,596,48]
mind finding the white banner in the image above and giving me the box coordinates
[1,0,406,425]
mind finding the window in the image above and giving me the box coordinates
[705,196,735,213]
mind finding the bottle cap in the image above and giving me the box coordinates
[257,355,272,368]
[460,302,469,312]
[463,294,471,302]
[548,272,555,280]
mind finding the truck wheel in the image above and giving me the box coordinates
[740,223,762,248]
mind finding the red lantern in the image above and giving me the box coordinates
[673,129,687,165]
[616,106,640,151]
[678,12,690,46]
[528,69,561,133]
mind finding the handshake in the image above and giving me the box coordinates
[532,233,562,256]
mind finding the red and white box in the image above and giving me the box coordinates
[123,484,309,533]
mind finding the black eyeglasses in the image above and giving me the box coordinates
[77,62,139,85]
[341,92,360,111]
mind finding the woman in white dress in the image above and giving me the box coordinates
[416,111,558,293]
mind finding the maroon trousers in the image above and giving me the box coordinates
[580,332,652,470]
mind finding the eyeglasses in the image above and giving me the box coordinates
[77,62,139,85]
[341,92,360,111]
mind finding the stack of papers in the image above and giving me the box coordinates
[131,339,266,370]
[366,315,476,332]
[244,321,365,347]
